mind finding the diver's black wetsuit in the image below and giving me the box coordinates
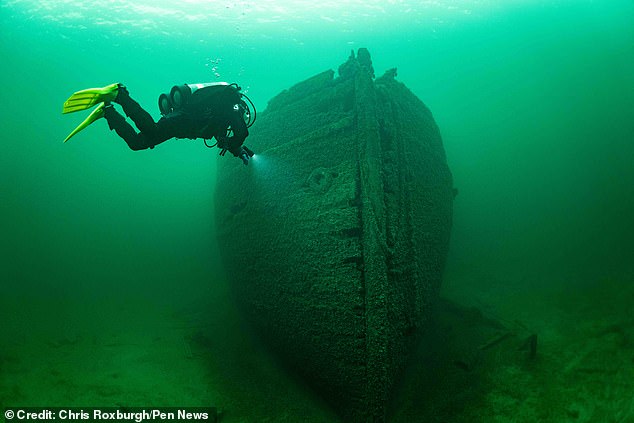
[103,87,249,158]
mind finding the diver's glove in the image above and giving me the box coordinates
[240,150,250,166]
[238,145,255,165]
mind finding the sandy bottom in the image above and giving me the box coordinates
[0,285,336,422]
[393,263,634,422]
[2,265,633,422]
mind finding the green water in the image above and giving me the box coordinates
[1,1,633,421]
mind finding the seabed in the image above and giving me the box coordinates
[2,267,633,422]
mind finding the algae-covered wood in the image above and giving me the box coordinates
[215,49,453,421]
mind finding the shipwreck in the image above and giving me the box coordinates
[215,49,454,421]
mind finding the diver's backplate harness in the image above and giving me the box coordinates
[157,82,256,156]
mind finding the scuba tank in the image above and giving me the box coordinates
[159,82,230,115]
[158,82,256,128]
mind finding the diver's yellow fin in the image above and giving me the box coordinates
[62,82,120,114]
[63,102,106,143]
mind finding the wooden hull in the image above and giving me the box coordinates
[215,50,454,421]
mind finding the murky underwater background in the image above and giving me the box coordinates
[1,0,633,421]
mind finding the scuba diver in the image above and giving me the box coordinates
[62,82,256,165]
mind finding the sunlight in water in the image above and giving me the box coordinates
[5,0,489,34]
